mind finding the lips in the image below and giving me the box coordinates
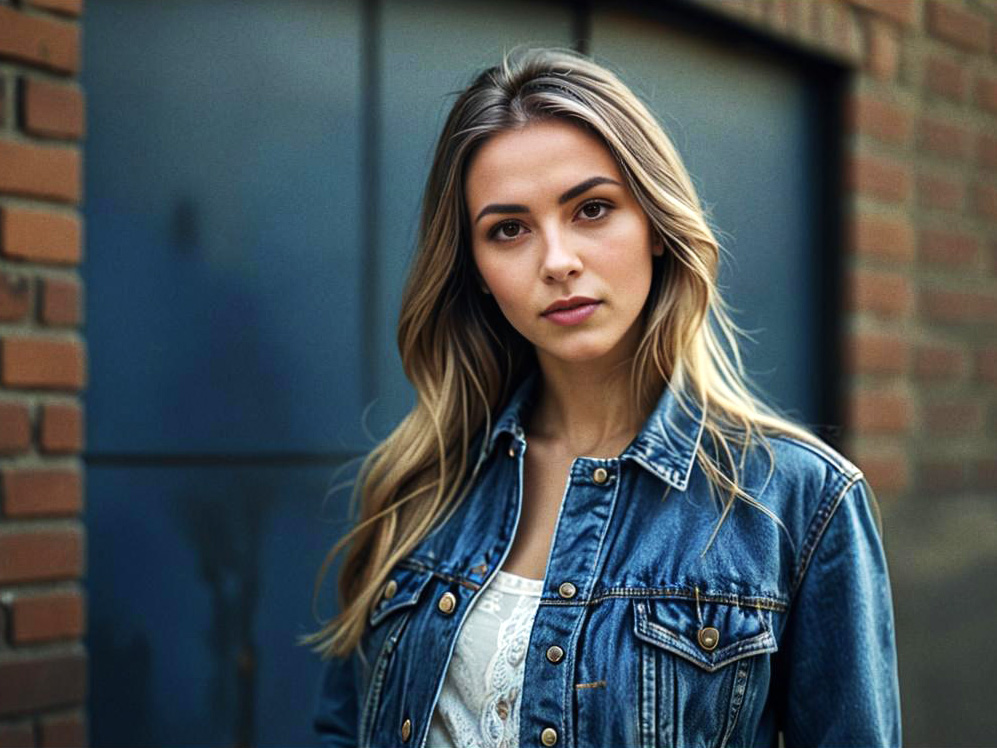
[542,296,600,315]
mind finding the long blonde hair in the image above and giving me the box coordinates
[301,46,829,661]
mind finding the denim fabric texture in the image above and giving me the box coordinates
[313,369,902,748]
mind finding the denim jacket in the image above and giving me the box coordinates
[313,369,902,748]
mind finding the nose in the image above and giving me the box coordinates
[539,225,583,283]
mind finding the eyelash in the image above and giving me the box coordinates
[486,199,614,242]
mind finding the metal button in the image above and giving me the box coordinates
[592,467,609,484]
[557,582,577,599]
[541,727,558,746]
[401,717,412,742]
[382,579,398,600]
[697,626,720,651]
[546,645,565,663]
[508,446,516,457]
[437,591,457,615]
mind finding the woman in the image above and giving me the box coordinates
[303,47,902,748]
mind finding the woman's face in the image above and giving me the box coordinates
[465,118,662,369]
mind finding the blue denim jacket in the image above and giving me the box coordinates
[314,369,902,747]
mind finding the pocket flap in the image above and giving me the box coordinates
[632,597,778,672]
[369,563,434,627]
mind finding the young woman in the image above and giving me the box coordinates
[303,47,902,748]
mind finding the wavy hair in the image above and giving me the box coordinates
[301,46,830,661]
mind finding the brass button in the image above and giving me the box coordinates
[592,467,609,484]
[546,645,565,663]
[508,446,516,457]
[437,591,457,615]
[401,717,412,742]
[541,727,558,746]
[382,579,398,600]
[557,582,576,599]
[697,626,720,651]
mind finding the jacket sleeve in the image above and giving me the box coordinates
[313,649,362,747]
[777,476,902,747]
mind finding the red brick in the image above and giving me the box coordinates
[0,6,80,74]
[847,153,911,203]
[38,711,85,748]
[843,0,916,27]
[849,214,915,261]
[1,468,81,517]
[976,346,997,384]
[848,446,910,495]
[0,208,81,265]
[9,591,84,644]
[26,0,84,18]
[914,342,967,381]
[0,652,86,717]
[971,181,997,222]
[977,74,997,115]
[40,403,82,454]
[0,142,80,204]
[0,401,31,454]
[0,721,34,747]
[925,0,991,53]
[0,272,30,322]
[0,337,86,390]
[916,172,965,212]
[848,389,911,434]
[919,457,969,493]
[846,268,913,318]
[920,288,997,325]
[862,17,901,82]
[979,132,997,172]
[974,458,997,491]
[918,228,981,268]
[21,78,85,141]
[845,93,912,145]
[923,397,985,435]
[845,330,909,375]
[923,53,969,102]
[0,528,83,584]
[917,116,970,160]
[39,278,80,327]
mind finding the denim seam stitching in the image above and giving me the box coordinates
[790,471,863,598]
[542,588,788,612]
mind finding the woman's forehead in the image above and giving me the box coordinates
[465,120,622,204]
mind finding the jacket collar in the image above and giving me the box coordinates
[483,367,706,491]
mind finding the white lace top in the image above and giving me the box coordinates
[426,569,544,748]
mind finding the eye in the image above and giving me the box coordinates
[577,200,612,221]
[488,220,527,242]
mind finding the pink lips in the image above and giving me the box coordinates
[542,301,601,326]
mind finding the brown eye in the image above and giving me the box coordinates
[489,221,524,241]
[579,201,611,220]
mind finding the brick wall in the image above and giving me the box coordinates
[693,0,997,505]
[0,0,88,746]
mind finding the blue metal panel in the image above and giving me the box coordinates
[368,0,577,437]
[591,9,823,425]
[82,0,366,455]
[85,464,350,747]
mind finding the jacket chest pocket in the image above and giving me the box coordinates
[359,564,435,748]
[631,597,778,748]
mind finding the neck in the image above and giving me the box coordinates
[527,352,662,459]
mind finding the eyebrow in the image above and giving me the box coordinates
[473,175,622,224]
